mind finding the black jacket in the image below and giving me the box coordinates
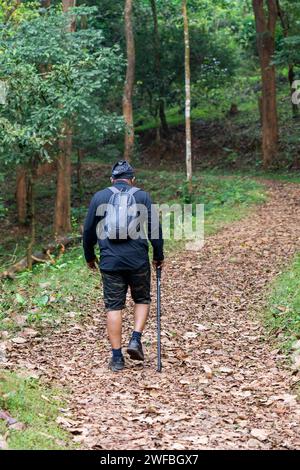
[83,181,164,271]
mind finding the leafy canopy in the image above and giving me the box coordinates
[0,6,124,168]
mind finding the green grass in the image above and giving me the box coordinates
[195,168,300,184]
[135,104,223,132]
[0,371,74,450]
[0,246,100,332]
[137,170,266,237]
[265,253,300,353]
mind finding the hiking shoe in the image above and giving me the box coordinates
[127,338,144,361]
[109,355,125,372]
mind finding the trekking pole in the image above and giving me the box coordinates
[156,266,162,372]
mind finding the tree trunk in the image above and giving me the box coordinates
[27,170,36,270]
[62,0,76,30]
[159,99,169,136]
[16,166,27,225]
[150,0,169,138]
[54,125,72,235]
[253,0,278,168]
[77,147,84,200]
[54,0,76,235]
[123,0,135,161]
[40,0,51,7]
[182,0,192,189]
[258,95,263,125]
[1,235,82,279]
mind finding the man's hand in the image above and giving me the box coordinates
[87,258,98,271]
[152,259,164,270]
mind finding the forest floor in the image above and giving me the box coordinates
[5,179,300,450]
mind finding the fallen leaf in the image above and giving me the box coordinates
[9,421,26,431]
[219,366,234,375]
[250,428,269,442]
[194,323,209,331]
[247,438,263,449]
[56,416,78,428]
[203,364,213,379]
[179,379,190,385]
[23,328,39,338]
[11,337,27,345]
[0,410,18,426]
[183,331,198,340]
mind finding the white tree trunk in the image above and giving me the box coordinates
[182,0,192,187]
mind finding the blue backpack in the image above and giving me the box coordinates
[106,186,140,241]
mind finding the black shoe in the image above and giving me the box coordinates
[109,355,125,372]
[127,338,144,361]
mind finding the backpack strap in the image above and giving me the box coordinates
[127,187,141,196]
[108,186,120,194]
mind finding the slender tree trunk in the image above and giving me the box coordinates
[253,0,278,168]
[55,125,72,234]
[150,0,169,138]
[77,147,84,200]
[40,0,51,7]
[54,0,76,235]
[16,166,27,225]
[182,0,192,189]
[27,169,36,270]
[123,0,135,161]
[276,0,299,117]
[159,100,169,136]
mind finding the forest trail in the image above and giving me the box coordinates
[8,180,300,450]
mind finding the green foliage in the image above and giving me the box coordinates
[0,0,40,24]
[0,246,100,330]
[134,0,239,120]
[0,371,73,449]
[265,252,300,353]
[0,6,124,170]
[272,0,300,74]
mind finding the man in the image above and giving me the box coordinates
[83,160,164,372]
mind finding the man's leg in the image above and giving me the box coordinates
[101,270,127,371]
[127,267,151,361]
[107,310,122,349]
[127,304,149,361]
[133,303,150,333]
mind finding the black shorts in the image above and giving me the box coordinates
[100,266,151,311]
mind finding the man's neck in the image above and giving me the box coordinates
[114,179,131,185]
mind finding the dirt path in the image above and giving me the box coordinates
[9,180,300,450]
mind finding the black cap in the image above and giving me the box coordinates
[111,160,134,179]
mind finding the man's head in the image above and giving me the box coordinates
[111,160,135,184]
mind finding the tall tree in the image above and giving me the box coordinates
[252,0,278,168]
[149,0,169,139]
[54,0,76,235]
[182,0,192,188]
[4,0,25,224]
[123,0,135,161]
[16,166,27,225]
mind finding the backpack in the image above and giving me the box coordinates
[106,186,140,241]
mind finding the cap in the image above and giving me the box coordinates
[111,160,134,179]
